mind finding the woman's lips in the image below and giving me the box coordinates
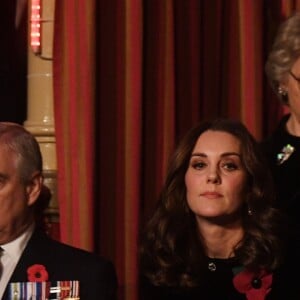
[200,191,222,199]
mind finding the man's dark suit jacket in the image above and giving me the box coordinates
[2,229,118,300]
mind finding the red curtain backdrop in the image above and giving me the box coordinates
[53,1,300,299]
[53,0,96,250]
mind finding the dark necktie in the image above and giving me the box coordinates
[0,247,3,279]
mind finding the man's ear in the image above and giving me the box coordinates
[26,172,43,206]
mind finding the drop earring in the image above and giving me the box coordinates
[247,206,253,216]
[278,86,287,96]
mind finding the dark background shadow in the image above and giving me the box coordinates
[0,1,27,124]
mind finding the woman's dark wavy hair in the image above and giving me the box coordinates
[139,118,287,288]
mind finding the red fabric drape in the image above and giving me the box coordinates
[53,0,96,249]
[239,0,263,138]
[53,1,300,299]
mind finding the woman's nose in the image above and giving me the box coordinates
[207,170,221,184]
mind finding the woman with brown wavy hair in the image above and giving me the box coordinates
[139,118,296,300]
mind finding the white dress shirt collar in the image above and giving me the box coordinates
[0,223,35,299]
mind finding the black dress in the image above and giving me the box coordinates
[261,114,300,229]
[260,114,300,298]
[139,257,293,300]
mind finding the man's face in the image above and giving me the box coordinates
[0,146,33,244]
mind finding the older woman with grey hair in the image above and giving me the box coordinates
[265,12,300,105]
[262,11,300,252]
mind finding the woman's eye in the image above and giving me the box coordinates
[192,161,206,169]
[222,162,238,171]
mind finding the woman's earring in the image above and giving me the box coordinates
[278,86,287,96]
[248,207,253,216]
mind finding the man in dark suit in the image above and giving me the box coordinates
[0,122,118,299]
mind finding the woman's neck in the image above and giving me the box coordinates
[199,221,244,259]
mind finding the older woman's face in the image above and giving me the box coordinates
[185,130,247,222]
[284,57,300,118]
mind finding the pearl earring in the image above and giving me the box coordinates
[278,86,287,96]
[248,207,253,216]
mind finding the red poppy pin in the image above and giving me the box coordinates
[233,267,272,300]
[27,264,49,282]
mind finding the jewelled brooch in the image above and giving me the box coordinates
[276,144,295,165]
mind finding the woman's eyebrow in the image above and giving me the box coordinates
[191,152,240,158]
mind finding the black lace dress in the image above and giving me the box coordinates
[139,256,292,300]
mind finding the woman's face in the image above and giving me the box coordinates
[284,56,300,118]
[185,130,248,222]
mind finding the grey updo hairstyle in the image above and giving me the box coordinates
[265,12,300,104]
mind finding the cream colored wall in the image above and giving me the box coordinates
[24,0,59,227]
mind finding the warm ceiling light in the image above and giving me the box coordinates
[30,0,41,54]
